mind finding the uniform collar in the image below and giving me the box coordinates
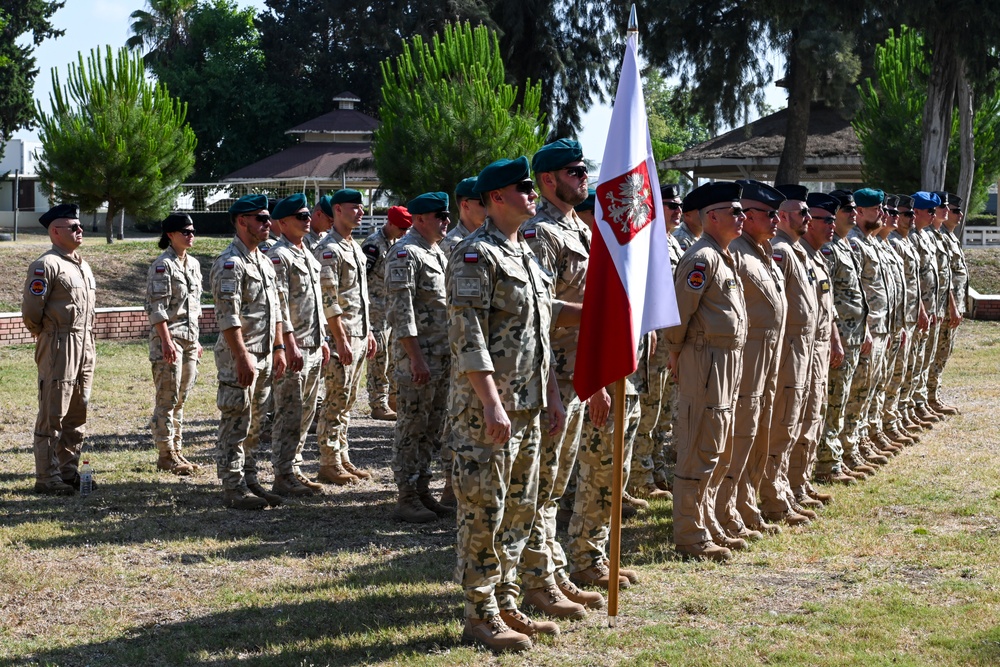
[483,218,524,257]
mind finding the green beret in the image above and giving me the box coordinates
[575,188,596,213]
[455,177,479,200]
[228,194,268,214]
[272,193,307,220]
[474,157,530,194]
[331,189,363,205]
[407,192,449,214]
[39,203,79,228]
[532,138,584,174]
[318,194,333,217]
[853,188,884,207]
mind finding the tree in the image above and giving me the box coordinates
[126,0,196,65]
[373,22,547,206]
[36,46,196,243]
[644,70,710,183]
[144,0,286,180]
[0,1,64,152]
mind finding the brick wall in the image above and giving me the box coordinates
[969,289,1000,321]
[0,306,219,347]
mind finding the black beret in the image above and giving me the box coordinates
[331,189,363,205]
[273,193,308,220]
[229,194,268,214]
[806,193,840,215]
[949,193,964,208]
[737,179,787,208]
[775,183,809,201]
[575,188,596,213]
[162,213,193,234]
[685,182,743,212]
[474,157,530,194]
[39,203,79,228]
[829,189,856,207]
[660,183,681,201]
[933,191,950,206]
[531,138,584,173]
[884,194,899,209]
[896,194,914,209]
[455,177,478,200]
[407,192,449,214]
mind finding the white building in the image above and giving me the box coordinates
[0,139,51,227]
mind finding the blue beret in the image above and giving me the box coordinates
[39,203,79,228]
[575,188,597,213]
[531,138,584,174]
[272,193,308,220]
[853,188,884,207]
[407,192,449,214]
[228,194,268,214]
[661,183,681,201]
[911,191,940,210]
[318,194,333,217]
[738,179,787,207]
[455,177,479,200]
[474,156,530,194]
[331,189,363,205]
[806,192,840,215]
[685,182,743,211]
[774,184,809,201]
[896,194,914,209]
[829,189,855,207]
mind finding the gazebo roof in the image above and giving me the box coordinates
[222,143,376,184]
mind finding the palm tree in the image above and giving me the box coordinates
[126,0,196,64]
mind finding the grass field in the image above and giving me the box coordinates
[1,322,999,666]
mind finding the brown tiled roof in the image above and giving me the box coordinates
[286,109,379,134]
[222,143,375,181]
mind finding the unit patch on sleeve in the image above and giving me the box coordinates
[155,264,166,274]
[223,260,235,271]
[464,252,479,263]
[396,249,408,258]
[29,279,47,296]
[686,270,706,289]
[456,277,482,297]
[523,228,536,239]
[389,267,409,284]
[33,267,44,276]
[821,246,833,256]
[323,250,334,260]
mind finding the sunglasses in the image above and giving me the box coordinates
[950,207,962,214]
[294,211,311,221]
[842,205,857,212]
[177,229,195,236]
[242,213,271,223]
[57,223,84,233]
[563,165,588,179]
[664,202,682,211]
[710,206,743,216]
[745,207,779,219]
[435,210,451,221]
[798,209,811,217]
[514,179,535,195]
[900,211,915,218]
[817,216,836,224]
[887,209,899,216]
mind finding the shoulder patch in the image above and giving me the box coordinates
[772,251,784,263]
[271,256,282,265]
[456,276,482,297]
[680,240,690,250]
[223,260,235,271]
[693,261,707,271]
[155,264,166,274]
[33,267,44,276]
[523,228,536,239]
[821,246,833,256]
[686,270,706,289]
[464,251,479,263]
[821,279,831,293]
[29,279,47,296]
[363,244,378,256]
[849,239,859,251]
[396,248,408,258]
[322,250,334,260]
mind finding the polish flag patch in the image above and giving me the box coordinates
[464,252,479,263]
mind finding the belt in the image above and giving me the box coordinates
[746,327,779,341]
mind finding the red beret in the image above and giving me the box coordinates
[387,205,412,229]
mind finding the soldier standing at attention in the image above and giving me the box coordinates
[305,194,334,252]
[935,194,969,414]
[210,194,287,509]
[907,192,945,427]
[926,192,962,416]
[447,157,570,652]
[361,205,411,421]
[663,181,747,562]
[673,192,703,253]
[442,177,487,256]
[385,193,452,523]
[268,194,330,497]
[314,189,378,485]
[23,204,97,495]
[716,180,786,542]
[145,213,203,477]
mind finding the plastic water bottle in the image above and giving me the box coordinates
[80,460,93,498]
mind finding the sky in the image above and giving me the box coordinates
[14,1,786,170]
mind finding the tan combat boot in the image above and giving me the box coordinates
[712,534,749,551]
[522,584,587,620]
[370,405,397,421]
[762,509,811,526]
[569,563,629,590]
[176,449,201,472]
[223,486,268,510]
[461,616,531,653]
[731,526,764,542]
[814,470,856,486]
[246,479,283,507]
[557,578,605,610]
[675,541,732,562]
[790,502,818,520]
[622,492,649,510]
[601,557,640,584]
[273,473,317,497]
[34,478,75,496]
[293,470,324,492]
[929,399,959,415]
[915,404,941,424]
[157,451,193,476]
[317,463,359,486]
[438,475,457,509]
[804,483,833,504]
[342,458,372,480]
[633,483,672,500]
[499,608,559,637]
[746,517,782,535]
[392,485,438,523]
[416,478,453,518]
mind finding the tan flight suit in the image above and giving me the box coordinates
[22,246,97,485]
[788,238,834,494]
[145,246,203,462]
[760,230,816,514]
[716,232,785,536]
[663,234,747,547]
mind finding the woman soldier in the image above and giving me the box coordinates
[145,214,204,475]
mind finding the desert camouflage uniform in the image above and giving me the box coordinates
[361,226,396,412]
[385,229,450,486]
[929,227,967,404]
[926,226,954,405]
[869,235,906,442]
[211,236,282,490]
[446,219,555,620]
[516,198,590,591]
[663,234,747,547]
[672,221,699,254]
[314,229,371,469]
[442,220,476,256]
[23,246,97,485]
[269,237,327,476]
[880,233,918,434]
[788,237,834,493]
[817,237,867,475]
[145,246,202,462]
[303,229,326,253]
[718,232,785,534]
[908,225,941,411]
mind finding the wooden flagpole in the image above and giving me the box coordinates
[607,377,626,626]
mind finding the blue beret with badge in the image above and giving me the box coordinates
[474,156,530,194]
[228,194,268,214]
[331,188,363,205]
[575,187,597,213]
[272,193,308,220]
[911,191,940,210]
[455,177,479,200]
[39,203,80,228]
[738,179,787,207]
[407,192,449,214]
[853,188,884,207]
[806,192,840,215]
[774,184,809,201]
[531,138,584,174]
[685,181,743,211]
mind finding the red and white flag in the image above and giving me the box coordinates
[573,31,680,401]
